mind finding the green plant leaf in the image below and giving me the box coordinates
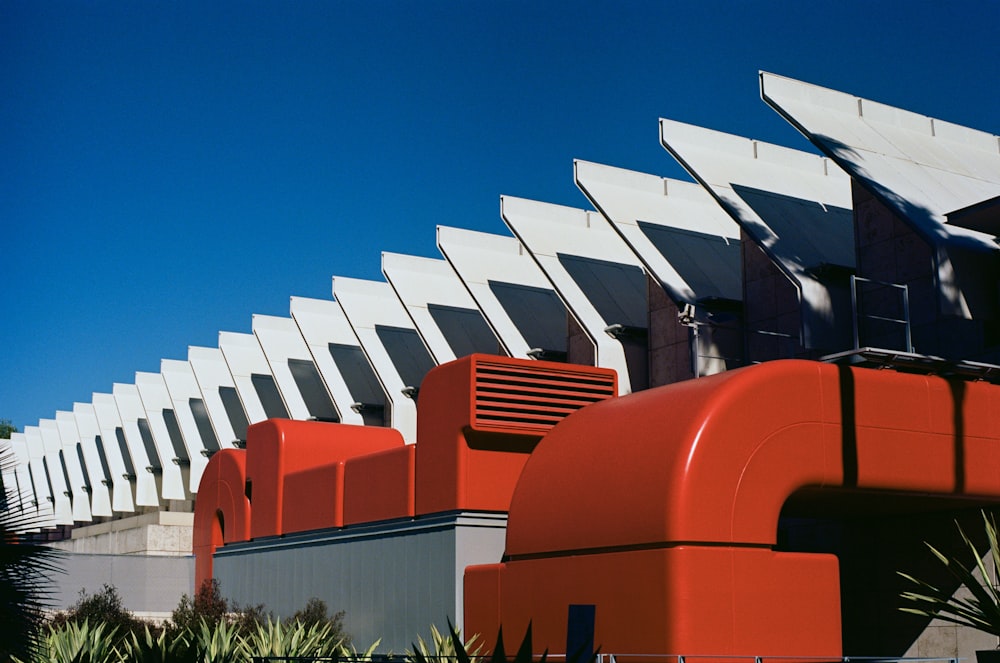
[899,510,1000,637]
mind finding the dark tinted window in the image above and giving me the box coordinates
[488,281,568,354]
[42,457,56,499]
[1,473,12,511]
[374,326,436,390]
[251,373,289,420]
[328,343,387,409]
[427,304,503,358]
[288,359,339,421]
[732,184,855,271]
[189,398,221,452]
[638,223,743,301]
[94,435,112,486]
[219,387,250,442]
[58,450,73,497]
[136,418,162,471]
[557,254,648,329]
[115,426,136,477]
[76,443,92,492]
[28,469,39,505]
[162,409,189,462]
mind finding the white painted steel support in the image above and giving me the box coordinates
[36,421,74,525]
[161,358,215,492]
[135,372,190,501]
[253,314,336,422]
[72,402,114,518]
[660,119,854,351]
[574,160,741,304]
[55,411,93,522]
[219,331,287,426]
[332,278,429,443]
[383,253,503,363]
[8,432,44,529]
[92,392,137,513]
[112,383,161,508]
[189,346,246,447]
[501,195,645,394]
[437,226,566,359]
[289,297,375,428]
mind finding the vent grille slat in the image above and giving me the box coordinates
[472,359,615,434]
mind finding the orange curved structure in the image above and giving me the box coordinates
[245,419,405,538]
[414,355,616,514]
[192,448,250,586]
[193,355,616,591]
[466,359,1000,657]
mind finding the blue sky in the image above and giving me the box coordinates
[3,1,998,430]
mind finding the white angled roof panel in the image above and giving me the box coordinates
[162,358,219,492]
[112,383,161,507]
[37,420,74,524]
[254,314,341,423]
[660,119,855,350]
[760,71,1000,239]
[23,427,56,525]
[437,226,571,361]
[574,160,742,305]
[660,119,855,274]
[71,402,113,518]
[333,278,435,443]
[54,411,93,522]
[760,72,1000,319]
[4,433,39,529]
[189,346,247,446]
[219,331,290,426]
[92,392,137,513]
[501,195,647,394]
[135,372,190,501]
[290,297,386,427]
[382,253,504,363]
[10,431,49,530]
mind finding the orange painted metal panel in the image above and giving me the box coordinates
[415,354,616,515]
[245,419,403,538]
[504,360,841,555]
[192,449,249,588]
[470,360,1000,657]
[282,462,345,533]
[343,445,415,525]
[468,547,840,657]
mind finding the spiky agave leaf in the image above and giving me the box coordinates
[410,623,481,663]
[899,511,1000,637]
[122,623,197,663]
[337,636,382,661]
[241,616,339,658]
[45,619,120,663]
[194,618,245,663]
[0,439,64,661]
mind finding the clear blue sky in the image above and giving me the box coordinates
[3,1,998,430]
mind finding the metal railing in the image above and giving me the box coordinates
[253,656,960,663]
[851,275,911,353]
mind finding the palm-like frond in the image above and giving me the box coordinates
[0,438,63,661]
[899,511,1000,637]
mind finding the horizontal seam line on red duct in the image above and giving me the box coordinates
[503,539,773,562]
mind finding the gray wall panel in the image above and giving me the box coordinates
[213,513,506,651]
[54,552,195,614]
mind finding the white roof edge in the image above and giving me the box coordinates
[760,71,1000,153]
[660,117,837,177]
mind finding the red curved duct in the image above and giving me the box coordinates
[192,448,250,589]
[468,360,1000,657]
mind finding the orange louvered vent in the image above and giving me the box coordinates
[472,358,617,435]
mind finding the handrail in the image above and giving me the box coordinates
[851,275,911,353]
